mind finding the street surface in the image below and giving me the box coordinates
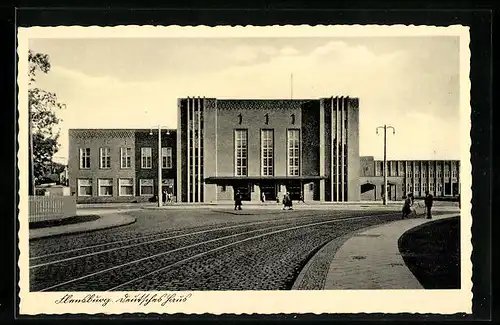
[30,208,407,291]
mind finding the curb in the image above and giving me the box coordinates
[29,214,137,241]
[292,213,459,290]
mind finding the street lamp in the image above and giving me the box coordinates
[150,126,170,207]
[376,125,395,205]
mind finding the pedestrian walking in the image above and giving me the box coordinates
[283,192,293,210]
[401,193,412,219]
[424,191,434,219]
[234,190,242,210]
[162,189,167,206]
[261,192,266,203]
[167,192,172,204]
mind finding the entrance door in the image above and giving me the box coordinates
[260,183,277,201]
[233,183,251,201]
[286,181,302,201]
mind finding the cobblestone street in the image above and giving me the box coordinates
[29,208,410,291]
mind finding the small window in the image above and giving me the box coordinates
[98,179,113,196]
[119,178,134,196]
[100,147,111,169]
[140,179,154,196]
[141,147,152,169]
[79,148,91,169]
[78,179,92,196]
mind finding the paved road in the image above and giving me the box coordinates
[30,208,409,292]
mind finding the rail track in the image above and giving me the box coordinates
[30,211,401,292]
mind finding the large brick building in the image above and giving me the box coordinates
[177,96,360,203]
[68,129,176,203]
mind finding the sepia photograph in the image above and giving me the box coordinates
[17,24,472,315]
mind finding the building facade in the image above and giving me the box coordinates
[68,129,176,203]
[177,96,360,203]
[359,156,460,201]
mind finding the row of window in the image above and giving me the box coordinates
[234,129,301,177]
[79,147,173,169]
[77,178,160,197]
[375,164,459,178]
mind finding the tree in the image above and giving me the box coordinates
[28,50,66,186]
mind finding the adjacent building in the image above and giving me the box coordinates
[68,129,176,203]
[360,156,460,201]
[177,96,360,203]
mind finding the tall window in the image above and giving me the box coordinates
[119,178,133,196]
[140,179,154,196]
[437,166,442,178]
[121,147,132,169]
[162,147,173,169]
[414,182,420,193]
[399,162,404,176]
[98,179,113,196]
[415,165,420,178]
[444,166,450,178]
[78,179,92,196]
[141,147,152,169]
[287,129,300,176]
[406,165,412,178]
[452,166,457,178]
[261,130,274,176]
[235,130,248,176]
[100,147,111,169]
[79,148,91,169]
[429,183,435,192]
[407,183,412,193]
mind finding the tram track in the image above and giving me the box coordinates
[31,211,400,292]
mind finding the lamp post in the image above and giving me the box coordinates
[376,125,395,205]
[150,126,170,208]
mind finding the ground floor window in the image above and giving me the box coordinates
[140,179,154,196]
[78,179,92,196]
[119,178,134,196]
[98,179,113,196]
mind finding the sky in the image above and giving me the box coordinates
[29,36,461,164]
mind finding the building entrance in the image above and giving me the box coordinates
[233,183,251,201]
[260,183,277,201]
[285,181,302,201]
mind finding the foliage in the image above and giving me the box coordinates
[28,50,66,185]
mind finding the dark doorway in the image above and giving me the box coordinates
[260,182,277,201]
[286,181,302,201]
[452,183,459,196]
[233,183,251,201]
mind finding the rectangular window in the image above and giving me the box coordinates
[375,162,381,177]
[121,147,132,169]
[437,183,443,192]
[414,182,420,193]
[406,165,412,178]
[437,166,442,178]
[287,129,300,176]
[261,129,274,176]
[78,179,92,196]
[415,165,420,178]
[430,165,435,177]
[444,166,450,178]
[399,162,404,175]
[162,147,173,169]
[407,183,412,193]
[421,183,427,193]
[119,178,133,196]
[430,183,435,192]
[235,130,248,176]
[452,168,457,178]
[140,179,154,196]
[98,179,113,196]
[79,148,91,169]
[141,147,152,169]
[99,147,111,169]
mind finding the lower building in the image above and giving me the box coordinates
[360,156,460,201]
[68,129,176,203]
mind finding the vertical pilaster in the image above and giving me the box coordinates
[177,99,182,202]
[340,97,345,201]
[319,100,325,202]
[197,97,201,202]
[330,97,333,202]
[187,97,191,202]
[335,97,339,201]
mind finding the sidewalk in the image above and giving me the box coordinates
[29,213,137,240]
[322,213,458,290]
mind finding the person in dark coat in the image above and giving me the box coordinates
[162,190,167,206]
[424,191,434,219]
[402,193,412,219]
[234,190,242,210]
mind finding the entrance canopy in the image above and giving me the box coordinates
[204,176,326,184]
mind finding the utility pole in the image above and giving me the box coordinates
[376,125,395,205]
[157,125,162,208]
